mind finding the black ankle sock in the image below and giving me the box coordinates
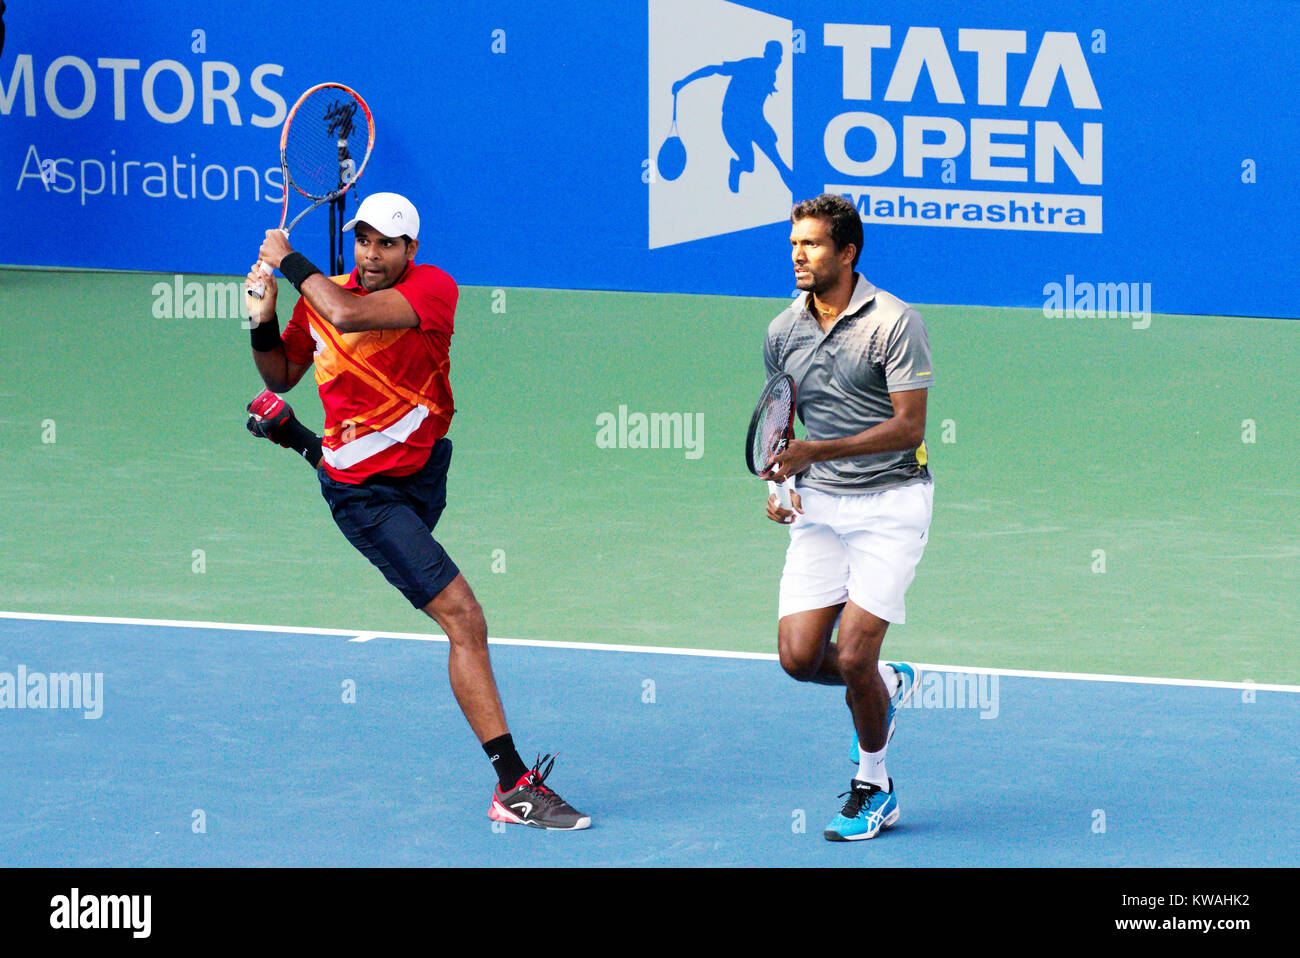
[274,418,323,468]
[483,733,529,790]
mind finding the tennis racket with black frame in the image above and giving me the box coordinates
[745,371,798,510]
[248,82,375,299]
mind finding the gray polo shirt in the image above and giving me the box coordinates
[764,273,933,494]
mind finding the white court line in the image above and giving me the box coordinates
[1,609,1297,694]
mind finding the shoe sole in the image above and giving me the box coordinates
[823,806,899,842]
[886,664,918,744]
[489,799,592,830]
[892,664,920,709]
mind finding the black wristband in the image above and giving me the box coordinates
[249,316,281,352]
[279,252,321,291]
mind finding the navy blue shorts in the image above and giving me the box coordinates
[317,438,461,609]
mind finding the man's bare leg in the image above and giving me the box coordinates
[422,574,507,743]
[835,601,892,755]
[777,603,846,684]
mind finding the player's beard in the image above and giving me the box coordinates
[357,264,398,291]
[796,262,844,296]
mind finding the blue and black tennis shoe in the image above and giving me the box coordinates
[824,778,899,841]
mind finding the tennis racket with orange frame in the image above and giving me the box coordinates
[248,82,374,298]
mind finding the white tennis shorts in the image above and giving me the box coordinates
[778,480,934,623]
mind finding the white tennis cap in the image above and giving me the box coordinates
[343,192,420,240]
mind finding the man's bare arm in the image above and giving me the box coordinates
[244,261,312,391]
[251,341,312,392]
[296,275,419,333]
[256,230,419,334]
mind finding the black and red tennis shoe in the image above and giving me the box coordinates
[245,388,293,444]
[489,754,591,830]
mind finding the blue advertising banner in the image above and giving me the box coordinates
[2,0,1297,317]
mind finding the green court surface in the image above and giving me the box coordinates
[1,267,1296,685]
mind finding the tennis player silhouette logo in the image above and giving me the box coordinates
[660,40,795,193]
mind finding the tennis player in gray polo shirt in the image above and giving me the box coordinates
[764,194,934,842]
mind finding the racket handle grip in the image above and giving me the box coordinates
[247,231,287,299]
[247,260,275,300]
[768,477,795,511]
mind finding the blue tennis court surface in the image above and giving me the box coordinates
[1,614,1295,867]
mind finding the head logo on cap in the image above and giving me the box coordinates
[342,192,420,240]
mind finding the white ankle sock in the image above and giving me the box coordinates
[856,746,889,790]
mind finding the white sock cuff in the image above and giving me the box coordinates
[856,745,889,790]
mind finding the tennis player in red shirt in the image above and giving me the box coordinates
[243,192,590,830]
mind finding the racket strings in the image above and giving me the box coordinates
[752,381,794,475]
[284,88,371,199]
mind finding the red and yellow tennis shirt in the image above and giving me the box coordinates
[280,262,457,483]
